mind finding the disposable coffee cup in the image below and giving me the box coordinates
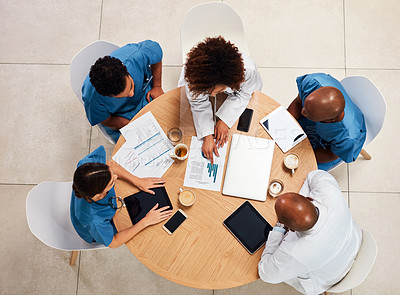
[284,153,300,174]
[170,143,188,161]
[179,188,196,206]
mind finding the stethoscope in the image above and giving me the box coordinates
[91,196,126,210]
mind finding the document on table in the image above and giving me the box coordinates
[112,112,174,178]
[183,136,228,191]
[259,106,307,153]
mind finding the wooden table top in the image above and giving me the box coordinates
[112,87,317,289]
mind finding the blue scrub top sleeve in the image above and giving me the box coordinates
[90,220,116,247]
[296,74,323,103]
[137,40,163,66]
[330,138,359,163]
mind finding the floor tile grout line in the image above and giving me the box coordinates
[0,62,70,66]
[88,126,93,154]
[0,63,399,71]
[343,0,347,75]
[98,0,104,40]
[0,183,38,186]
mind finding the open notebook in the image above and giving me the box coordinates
[222,134,274,201]
[259,106,307,153]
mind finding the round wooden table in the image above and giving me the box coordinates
[112,87,317,289]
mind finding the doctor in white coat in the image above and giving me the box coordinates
[258,170,362,295]
[178,36,262,163]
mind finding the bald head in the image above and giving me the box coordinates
[275,193,318,232]
[302,86,345,122]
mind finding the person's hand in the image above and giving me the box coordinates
[135,177,166,194]
[143,203,173,227]
[146,86,164,102]
[202,135,219,164]
[214,120,229,148]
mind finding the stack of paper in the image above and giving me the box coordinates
[112,112,174,178]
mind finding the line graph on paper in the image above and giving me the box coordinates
[112,112,174,178]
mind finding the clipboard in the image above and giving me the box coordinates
[259,106,307,153]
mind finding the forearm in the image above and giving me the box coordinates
[314,147,339,163]
[151,61,162,87]
[287,95,302,120]
[109,162,141,186]
[101,115,130,130]
[108,219,147,248]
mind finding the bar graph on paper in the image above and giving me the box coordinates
[207,163,218,183]
[183,137,227,191]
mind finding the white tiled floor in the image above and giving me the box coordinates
[1,0,399,294]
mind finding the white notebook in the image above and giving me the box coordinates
[259,106,307,153]
[222,134,275,201]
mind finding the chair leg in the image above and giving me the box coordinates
[70,251,79,266]
[360,149,372,160]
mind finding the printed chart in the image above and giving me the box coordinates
[183,136,228,191]
[112,112,174,178]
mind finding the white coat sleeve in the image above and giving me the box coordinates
[258,231,309,284]
[178,67,214,139]
[216,66,262,128]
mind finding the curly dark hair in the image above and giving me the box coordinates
[89,56,129,96]
[184,36,245,96]
[72,162,111,202]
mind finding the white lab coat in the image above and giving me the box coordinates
[178,53,262,139]
[258,170,362,295]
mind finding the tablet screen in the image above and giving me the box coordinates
[223,201,273,254]
[124,187,173,225]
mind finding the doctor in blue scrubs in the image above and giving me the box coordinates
[82,40,164,143]
[70,146,172,248]
[287,73,366,171]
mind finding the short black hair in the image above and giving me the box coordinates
[72,162,111,202]
[184,36,245,96]
[89,56,129,96]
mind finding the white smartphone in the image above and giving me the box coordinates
[163,209,188,235]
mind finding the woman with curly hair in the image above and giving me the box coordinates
[178,36,262,163]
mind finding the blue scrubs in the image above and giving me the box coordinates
[70,146,118,246]
[296,73,366,171]
[82,40,163,142]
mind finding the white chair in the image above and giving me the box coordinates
[70,40,120,145]
[325,230,378,294]
[328,76,386,171]
[181,1,249,64]
[26,181,107,266]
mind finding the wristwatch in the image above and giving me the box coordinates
[275,222,285,228]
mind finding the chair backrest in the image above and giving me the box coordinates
[181,2,249,64]
[70,40,120,100]
[70,40,120,144]
[327,230,378,293]
[26,181,106,251]
[340,76,386,146]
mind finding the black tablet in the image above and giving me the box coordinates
[223,201,273,254]
[124,187,173,225]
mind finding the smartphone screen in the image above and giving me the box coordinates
[237,108,254,132]
[163,209,187,235]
